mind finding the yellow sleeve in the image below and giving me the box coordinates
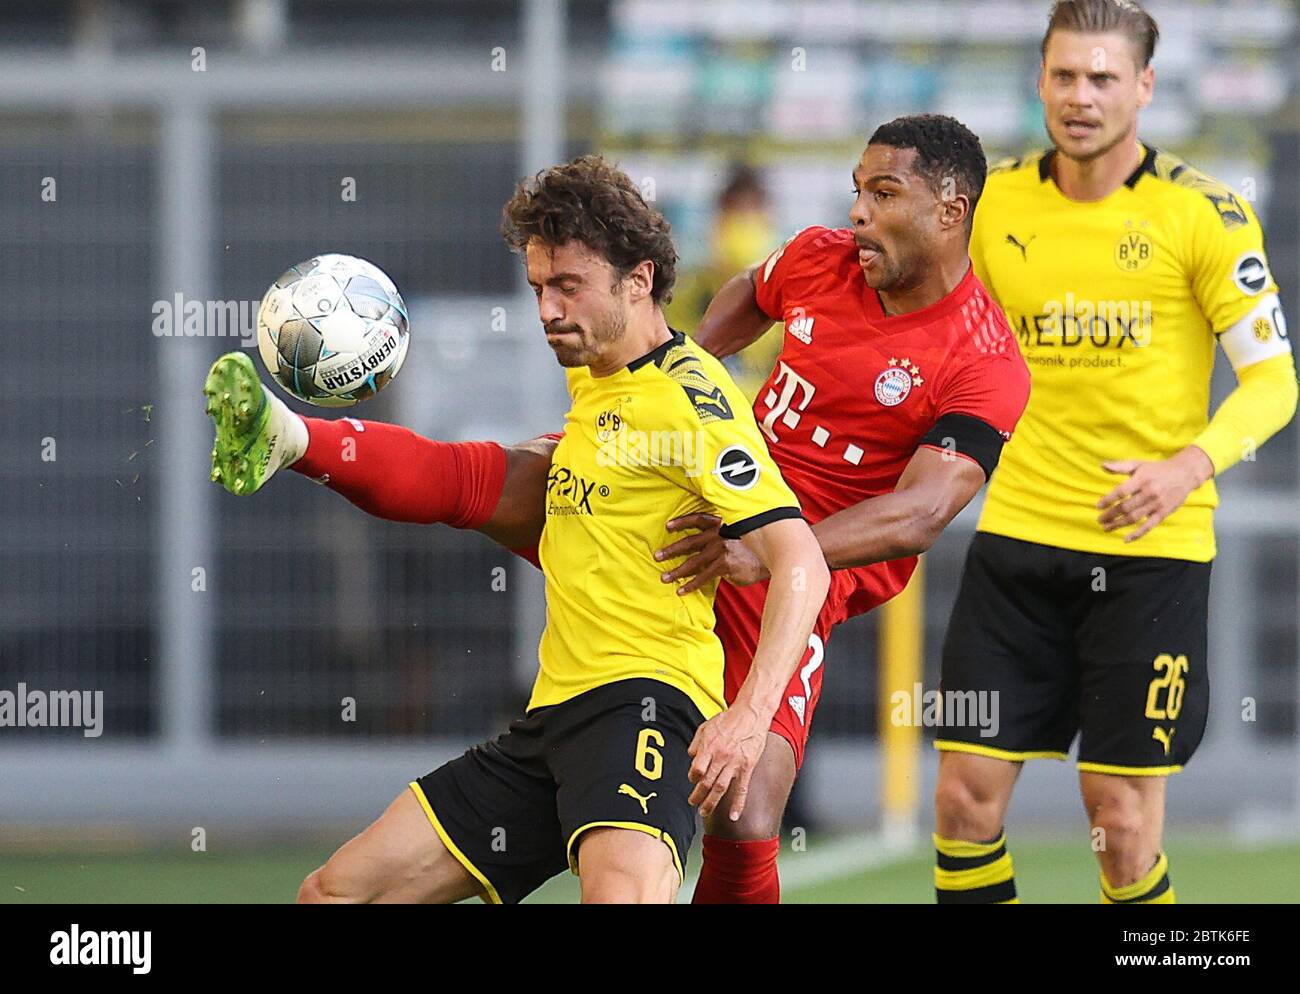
[1187,190,1278,333]
[655,357,802,537]
[1192,352,1298,475]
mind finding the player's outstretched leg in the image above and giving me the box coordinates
[932,751,1022,904]
[298,786,483,904]
[203,351,306,495]
[1079,771,1174,904]
[204,351,552,551]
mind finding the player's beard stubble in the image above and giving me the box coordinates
[544,300,628,369]
[1045,111,1134,166]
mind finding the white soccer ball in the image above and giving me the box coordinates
[256,253,410,407]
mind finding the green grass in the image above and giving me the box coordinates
[2,834,1296,904]
[779,837,1300,904]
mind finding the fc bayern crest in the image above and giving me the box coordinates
[875,357,923,406]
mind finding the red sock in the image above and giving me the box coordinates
[691,836,781,904]
[292,417,506,530]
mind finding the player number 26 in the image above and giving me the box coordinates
[635,728,665,781]
[1144,653,1188,721]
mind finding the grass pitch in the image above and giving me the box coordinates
[2,832,1296,904]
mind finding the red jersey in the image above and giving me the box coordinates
[750,225,1030,617]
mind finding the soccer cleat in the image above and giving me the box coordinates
[204,351,307,495]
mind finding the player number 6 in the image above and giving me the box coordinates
[635,728,665,781]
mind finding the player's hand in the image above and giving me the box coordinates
[1097,447,1215,542]
[654,513,770,594]
[686,702,770,821]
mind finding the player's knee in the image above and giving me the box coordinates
[933,773,1002,841]
[297,860,367,904]
[706,790,784,841]
[581,864,676,905]
[1090,802,1154,877]
[296,868,330,904]
[1094,835,1157,889]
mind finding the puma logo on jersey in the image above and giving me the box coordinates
[656,347,735,424]
[1152,726,1175,756]
[682,383,734,421]
[618,783,657,814]
[1006,233,1036,261]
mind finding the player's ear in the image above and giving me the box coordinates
[1137,64,1154,109]
[625,259,655,302]
[938,185,970,231]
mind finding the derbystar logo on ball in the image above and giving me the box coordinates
[256,253,411,408]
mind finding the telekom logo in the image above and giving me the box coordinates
[758,361,868,467]
[759,361,816,443]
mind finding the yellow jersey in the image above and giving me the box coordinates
[533,330,802,718]
[972,144,1280,562]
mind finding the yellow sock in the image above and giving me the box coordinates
[934,830,1018,904]
[1101,851,1176,904]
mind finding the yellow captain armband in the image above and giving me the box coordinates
[1193,295,1297,474]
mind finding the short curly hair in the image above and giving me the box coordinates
[868,114,987,226]
[500,155,678,305]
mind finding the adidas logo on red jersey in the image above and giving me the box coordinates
[786,313,815,344]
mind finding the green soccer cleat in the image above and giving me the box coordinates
[204,351,307,495]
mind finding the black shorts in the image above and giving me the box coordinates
[936,532,1211,775]
[411,678,704,904]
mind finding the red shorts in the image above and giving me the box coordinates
[714,559,915,768]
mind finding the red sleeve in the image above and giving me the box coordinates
[753,225,831,321]
[934,348,1031,440]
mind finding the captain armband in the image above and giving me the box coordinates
[1217,293,1292,372]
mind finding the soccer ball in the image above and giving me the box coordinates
[255,253,410,407]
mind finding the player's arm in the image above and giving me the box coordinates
[692,265,774,359]
[657,443,988,591]
[688,514,829,822]
[811,445,986,566]
[1098,198,1298,541]
[658,349,1030,588]
[1098,342,1297,542]
[693,227,823,359]
[480,436,557,550]
[660,375,829,821]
